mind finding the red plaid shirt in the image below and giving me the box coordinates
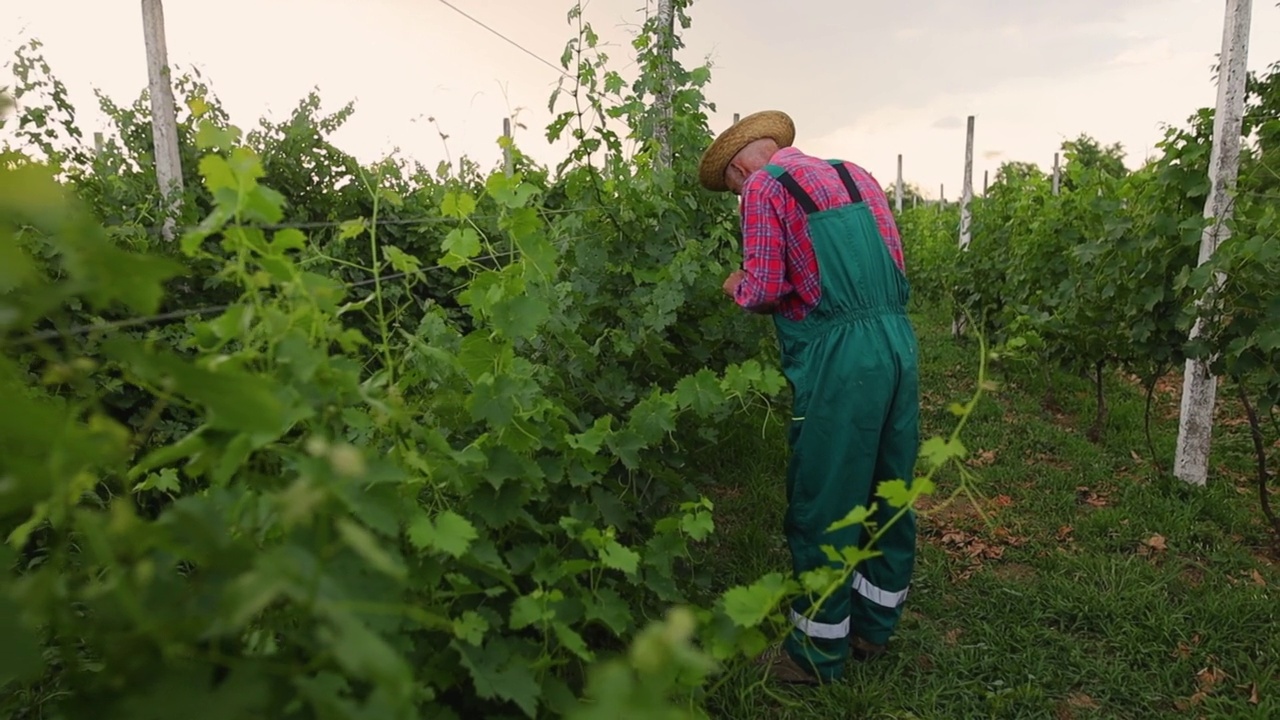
[734,147,905,321]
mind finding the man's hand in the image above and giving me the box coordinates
[722,269,746,298]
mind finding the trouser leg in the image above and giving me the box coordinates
[849,346,920,646]
[781,368,891,680]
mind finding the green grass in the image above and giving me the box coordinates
[690,306,1280,719]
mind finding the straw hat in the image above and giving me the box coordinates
[698,110,796,192]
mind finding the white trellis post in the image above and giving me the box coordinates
[953,115,975,338]
[653,0,675,170]
[503,117,513,176]
[1052,152,1061,195]
[141,0,183,241]
[959,116,974,251]
[1174,0,1252,487]
[895,153,904,214]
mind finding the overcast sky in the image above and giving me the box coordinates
[3,0,1279,200]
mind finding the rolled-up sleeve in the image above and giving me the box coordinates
[734,178,791,311]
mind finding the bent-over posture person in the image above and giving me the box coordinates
[697,110,922,685]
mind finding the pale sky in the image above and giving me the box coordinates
[3,1,1279,200]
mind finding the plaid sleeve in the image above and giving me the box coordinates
[734,175,792,309]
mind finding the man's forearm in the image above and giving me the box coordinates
[733,271,781,314]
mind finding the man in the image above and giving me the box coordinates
[698,110,921,685]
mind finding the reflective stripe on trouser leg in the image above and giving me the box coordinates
[849,347,920,647]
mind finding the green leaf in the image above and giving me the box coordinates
[0,593,42,684]
[500,207,541,239]
[336,518,406,580]
[509,590,555,630]
[722,573,792,628]
[320,614,414,700]
[338,218,367,240]
[485,172,538,209]
[456,333,513,382]
[583,587,631,636]
[199,154,237,194]
[408,509,478,558]
[626,393,677,443]
[519,235,559,278]
[441,191,478,219]
[553,621,594,661]
[134,468,182,495]
[680,509,715,541]
[382,244,421,275]
[455,642,541,718]
[104,339,286,435]
[469,376,518,427]
[675,369,728,415]
[68,241,187,316]
[827,504,873,532]
[920,436,966,469]
[270,228,307,254]
[568,416,613,454]
[195,119,239,151]
[442,227,482,268]
[0,237,34,293]
[491,294,550,340]
[453,611,490,646]
[599,539,640,575]
[605,429,646,470]
[875,480,917,509]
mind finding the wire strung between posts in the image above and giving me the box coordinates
[2,249,521,349]
[432,0,633,116]
[435,0,575,81]
[110,206,614,241]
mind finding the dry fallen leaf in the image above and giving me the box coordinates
[1250,682,1260,705]
[1076,486,1110,508]
[944,628,963,645]
[1195,666,1227,693]
[1175,690,1209,710]
[968,449,997,467]
[1066,692,1100,710]
[1249,569,1267,587]
[1172,642,1193,660]
[1144,534,1168,552]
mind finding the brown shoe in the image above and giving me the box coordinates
[753,644,822,685]
[849,635,887,662]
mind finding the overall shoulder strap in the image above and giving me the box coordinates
[827,160,864,204]
[764,164,820,214]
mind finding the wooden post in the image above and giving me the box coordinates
[983,169,989,195]
[895,154,904,214]
[959,116,973,250]
[953,115,975,338]
[502,117,513,176]
[1174,0,1252,487]
[141,0,183,241]
[1052,152,1060,195]
[653,0,675,170]
[94,132,105,159]
[733,112,740,124]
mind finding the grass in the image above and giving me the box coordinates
[690,306,1280,719]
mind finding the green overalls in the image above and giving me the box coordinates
[764,161,921,682]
